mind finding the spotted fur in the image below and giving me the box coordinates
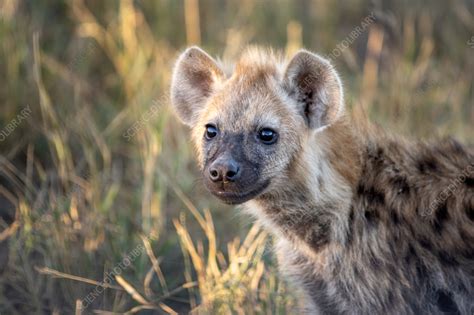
[170,46,474,314]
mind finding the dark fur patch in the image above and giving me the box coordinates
[461,247,474,260]
[369,255,382,270]
[433,201,449,232]
[390,209,400,225]
[419,237,434,251]
[387,290,395,306]
[415,261,429,280]
[348,207,354,225]
[438,250,460,267]
[346,207,355,246]
[366,146,386,171]
[364,207,380,226]
[392,176,410,195]
[308,223,331,251]
[404,244,417,264]
[436,290,460,314]
[357,184,385,205]
[417,157,438,173]
[465,177,474,187]
[466,204,474,221]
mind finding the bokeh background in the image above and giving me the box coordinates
[0,0,473,313]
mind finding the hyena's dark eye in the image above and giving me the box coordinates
[258,128,278,145]
[205,124,218,140]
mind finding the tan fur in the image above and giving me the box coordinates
[171,46,474,314]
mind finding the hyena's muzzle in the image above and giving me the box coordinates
[203,132,270,205]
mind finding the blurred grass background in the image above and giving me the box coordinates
[0,0,473,313]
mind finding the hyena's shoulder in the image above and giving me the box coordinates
[322,135,474,314]
[354,135,474,224]
[351,134,474,282]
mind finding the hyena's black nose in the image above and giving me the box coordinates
[209,159,241,183]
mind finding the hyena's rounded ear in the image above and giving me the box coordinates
[170,46,224,126]
[283,50,344,130]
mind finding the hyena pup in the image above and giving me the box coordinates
[170,46,474,314]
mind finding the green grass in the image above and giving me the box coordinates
[0,0,472,314]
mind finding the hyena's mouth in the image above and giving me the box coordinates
[210,180,270,205]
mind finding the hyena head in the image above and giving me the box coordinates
[170,46,344,204]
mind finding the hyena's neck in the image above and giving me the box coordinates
[249,117,363,253]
